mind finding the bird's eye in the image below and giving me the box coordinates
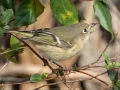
[83,29,87,33]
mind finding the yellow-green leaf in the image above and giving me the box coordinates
[50,0,78,25]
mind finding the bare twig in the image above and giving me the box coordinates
[11,34,45,64]
[82,32,119,70]
[91,40,111,65]
[0,66,112,89]
[0,47,24,55]
[0,77,30,83]
[33,70,112,90]
[78,70,112,88]
[81,39,112,70]
[0,56,12,73]
[11,34,72,90]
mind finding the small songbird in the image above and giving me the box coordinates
[8,22,97,62]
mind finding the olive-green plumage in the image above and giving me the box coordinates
[8,22,96,62]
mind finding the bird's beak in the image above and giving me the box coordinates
[89,23,99,33]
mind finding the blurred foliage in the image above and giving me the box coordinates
[103,53,120,90]
[30,73,48,82]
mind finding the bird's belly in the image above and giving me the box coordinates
[35,44,81,62]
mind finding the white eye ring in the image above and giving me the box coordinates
[83,29,87,33]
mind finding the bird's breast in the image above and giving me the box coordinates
[34,35,89,62]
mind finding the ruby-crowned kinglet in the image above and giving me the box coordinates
[8,22,96,62]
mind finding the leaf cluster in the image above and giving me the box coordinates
[103,53,120,90]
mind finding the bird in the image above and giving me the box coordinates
[7,22,97,62]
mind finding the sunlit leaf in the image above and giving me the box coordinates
[109,62,120,68]
[10,35,20,48]
[30,73,43,82]
[41,73,48,80]
[50,0,78,25]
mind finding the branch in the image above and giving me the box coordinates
[11,34,72,90]
[0,56,13,73]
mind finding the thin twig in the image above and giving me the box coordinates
[0,47,24,55]
[0,77,30,83]
[47,63,72,89]
[0,56,13,73]
[11,34,72,90]
[11,34,45,63]
[82,32,119,69]
[78,70,112,88]
[33,70,111,90]
[0,67,111,89]
[91,40,111,65]
[81,39,112,69]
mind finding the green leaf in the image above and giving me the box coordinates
[0,49,19,64]
[102,53,109,64]
[104,62,120,70]
[107,70,115,82]
[11,58,20,64]
[116,81,120,89]
[57,70,64,76]
[11,57,20,64]
[10,35,20,48]
[6,47,24,56]
[104,64,113,70]
[102,53,113,70]
[0,9,13,25]
[114,71,118,84]
[108,62,120,68]
[0,0,15,12]
[114,85,119,90]
[0,27,5,36]
[0,9,13,35]
[100,0,108,4]
[14,0,44,27]
[3,25,10,29]
[41,73,48,80]
[9,35,24,56]
[0,6,5,14]
[0,35,24,63]
[50,0,78,25]
[93,0,114,39]
[30,73,43,82]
